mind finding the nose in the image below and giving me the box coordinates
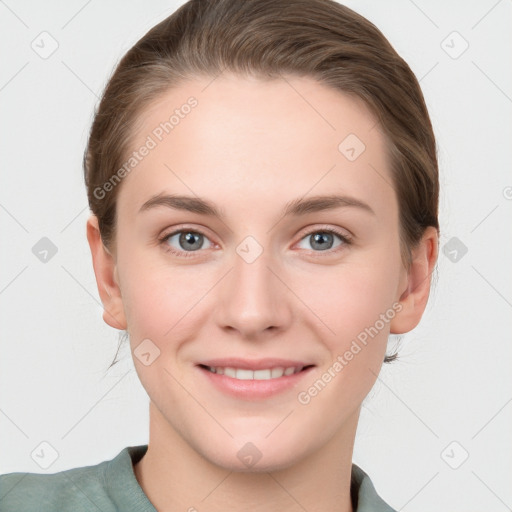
[214,243,292,340]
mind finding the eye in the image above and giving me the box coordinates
[159,225,352,259]
[159,228,214,258]
[295,227,351,254]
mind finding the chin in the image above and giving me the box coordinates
[201,434,311,474]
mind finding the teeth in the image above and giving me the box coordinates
[271,367,284,378]
[205,366,303,380]
[236,369,253,380]
[224,367,236,378]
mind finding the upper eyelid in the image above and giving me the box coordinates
[295,224,352,240]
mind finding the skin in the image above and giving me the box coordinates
[87,73,438,512]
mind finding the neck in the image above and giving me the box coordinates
[134,402,357,512]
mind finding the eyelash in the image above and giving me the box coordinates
[158,225,352,259]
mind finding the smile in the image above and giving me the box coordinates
[196,358,316,399]
[200,365,305,380]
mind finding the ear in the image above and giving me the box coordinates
[390,226,439,334]
[86,214,127,330]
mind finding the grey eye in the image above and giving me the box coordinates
[296,231,344,251]
[165,231,213,252]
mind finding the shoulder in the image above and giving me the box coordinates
[351,463,397,512]
[0,449,129,512]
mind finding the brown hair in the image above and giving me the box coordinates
[84,0,439,366]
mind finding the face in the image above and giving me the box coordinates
[108,73,410,471]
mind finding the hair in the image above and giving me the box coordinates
[84,0,439,368]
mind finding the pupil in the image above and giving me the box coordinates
[312,232,332,251]
[181,232,202,250]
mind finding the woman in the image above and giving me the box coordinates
[0,0,438,510]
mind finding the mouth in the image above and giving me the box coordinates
[196,359,316,399]
[198,364,314,380]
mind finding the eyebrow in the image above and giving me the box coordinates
[138,192,375,218]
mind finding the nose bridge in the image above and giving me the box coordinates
[231,237,277,307]
[216,235,288,334]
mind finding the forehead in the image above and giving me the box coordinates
[117,73,395,220]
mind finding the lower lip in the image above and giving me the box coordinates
[197,366,315,400]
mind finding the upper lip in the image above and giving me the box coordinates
[197,358,314,371]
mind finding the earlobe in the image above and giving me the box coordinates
[390,226,439,334]
[86,214,127,330]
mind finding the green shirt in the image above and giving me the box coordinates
[0,445,396,511]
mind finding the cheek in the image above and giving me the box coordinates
[118,253,218,344]
[302,260,400,342]
[119,264,203,393]
[295,267,399,412]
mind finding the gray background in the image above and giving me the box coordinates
[1,1,511,510]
